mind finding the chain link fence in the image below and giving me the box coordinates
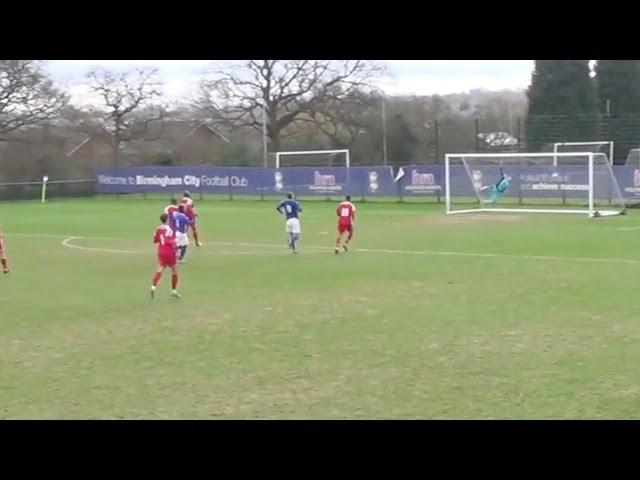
[0,179,95,201]
[2,113,640,201]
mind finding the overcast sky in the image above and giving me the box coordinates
[44,60,537,104]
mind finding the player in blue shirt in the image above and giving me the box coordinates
[276,192,302,253]
[172,205,193,263]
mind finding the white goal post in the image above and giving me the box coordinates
[274,149,350,169]
[553,141,614,166]
[445,152,626,218]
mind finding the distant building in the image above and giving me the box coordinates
[67,121,230,167]
[477,131,519,147]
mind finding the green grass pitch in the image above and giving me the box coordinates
[2,196,640,419]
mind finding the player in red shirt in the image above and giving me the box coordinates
[151,213,181,299]
[164,198,179,229]
[0,226,9,274]
[180,191,201,247]
[334,195,356,255]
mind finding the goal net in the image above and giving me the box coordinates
[551,141,614,165]
[625,148,640,167]
[274,149,350,168]
[266,149,352,199]
[445,152,626,218]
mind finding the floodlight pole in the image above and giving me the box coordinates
[444,155,451,214]
[262,102,268,167]
[382,98,388,166]
[588,153,594,217]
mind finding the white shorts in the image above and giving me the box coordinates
[176,231,189,247]
[285,218,301,235]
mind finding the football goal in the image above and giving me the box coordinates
[445,152,626,218]
[274,149,350,169]
[552,141,614,165]
[625,148,640,167]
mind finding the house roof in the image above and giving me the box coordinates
[192,123,230,143]
[66,128,114,157]
[67,121,229,157]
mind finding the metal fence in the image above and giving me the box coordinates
[433,114,640,164]
[4,164,640,205]
[0,179,95,201]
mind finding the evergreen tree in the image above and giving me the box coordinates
[528,60,598,115]
[526,60,600,151]
[595,61,640,163]
[595,60,640,114]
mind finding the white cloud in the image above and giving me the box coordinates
[376,72,532,96]
[378,60,533,95]
[46,60,213,106]
[44,60,537,105]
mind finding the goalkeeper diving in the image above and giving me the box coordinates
[481,168,511,203]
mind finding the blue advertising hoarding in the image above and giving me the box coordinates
[95,166,398,197]
[94,165,639,201]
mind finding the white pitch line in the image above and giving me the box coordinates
[203,250,326,256]
[61,237,148,254]
[60,236,328,256]
[213,241,291,249]
[21,233,640,266]
[211,241,327,251]
[355,247,640,265]
[209,241,640,265]
[9,232,118,240]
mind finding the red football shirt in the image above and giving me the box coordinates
[337,201,356,226]
[180,197,196,219]
[154,225,176,254]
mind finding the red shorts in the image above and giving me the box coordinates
[338,223,353,234]
[158,250,177,268]
[187,215,197,228]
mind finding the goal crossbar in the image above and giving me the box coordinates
[275,149,350,169]
[449,152,604,159]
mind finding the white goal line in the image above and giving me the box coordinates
[446,208,623,217]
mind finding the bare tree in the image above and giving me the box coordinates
[86,68,165,164]
[195,60,384,160]
[0,60,68,141]
[303,89,379,148]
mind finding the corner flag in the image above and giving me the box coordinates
[394,167,405,183]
